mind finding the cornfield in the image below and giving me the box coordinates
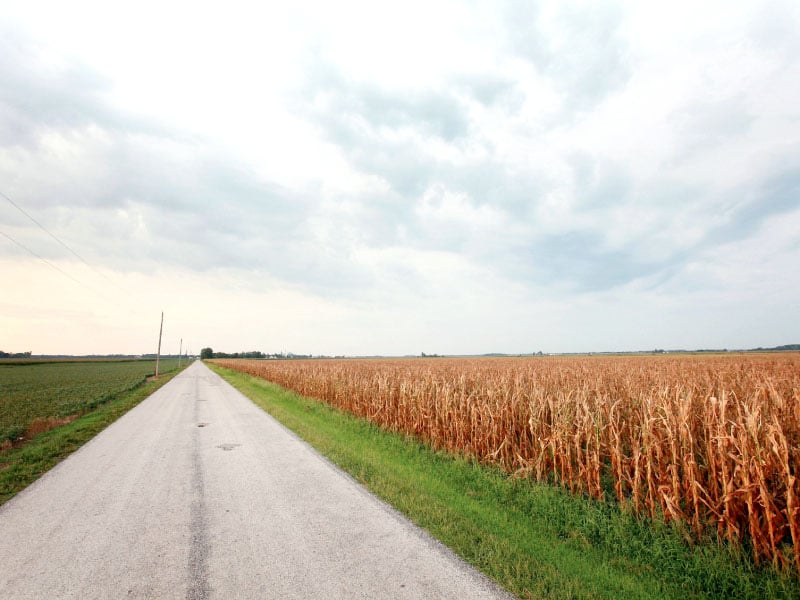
[212,354,800,572]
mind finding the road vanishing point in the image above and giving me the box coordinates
[0,361,513,599]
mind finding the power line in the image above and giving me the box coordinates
[1,191,174,335]
[0,229,106,297]
[3,229,172,356]
[0,189,122,289]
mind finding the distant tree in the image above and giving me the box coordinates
[207,350,265,359]
[0,350,31,358]
[200,347,213,359]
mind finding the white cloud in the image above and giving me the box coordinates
[1,0,799,354]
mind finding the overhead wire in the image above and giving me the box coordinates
[0,191,147,314]
[0,229,108,298]
[0,189,125,291]
[1,190,185,352]
[2,227,171,355]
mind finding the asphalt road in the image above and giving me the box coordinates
[0,360,513,599]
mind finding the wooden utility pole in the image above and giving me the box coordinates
[155,311,164,377]
[178,338,183,368]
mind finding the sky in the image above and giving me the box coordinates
[1,0,799,356]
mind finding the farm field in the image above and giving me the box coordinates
[212,353,800,575]
[0,359,180,448]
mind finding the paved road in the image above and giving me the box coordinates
[0,361,513,599]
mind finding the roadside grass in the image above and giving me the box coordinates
[0,368,183,507]
[209,364,798,600]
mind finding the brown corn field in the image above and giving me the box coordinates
[212,353,800,572]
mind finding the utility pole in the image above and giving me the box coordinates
[178,338,183,368]
[155,311,164,377]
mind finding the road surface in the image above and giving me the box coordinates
[0,361,513,599]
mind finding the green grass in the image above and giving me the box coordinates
[209,364,799,600]
[0,359,179,445]
[0,366,184,506]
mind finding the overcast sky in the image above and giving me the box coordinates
[1,0,799,356]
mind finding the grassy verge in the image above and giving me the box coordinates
[209,364,798,600]
[0,368,184,506]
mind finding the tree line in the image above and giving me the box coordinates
[0,351,32,358]
[200,348,265,359]
[199,348,318,360]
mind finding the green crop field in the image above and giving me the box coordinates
[0,359,180,447]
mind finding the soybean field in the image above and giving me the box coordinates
[0,359,180,448]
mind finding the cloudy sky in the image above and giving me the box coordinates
[1,0,798,356]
